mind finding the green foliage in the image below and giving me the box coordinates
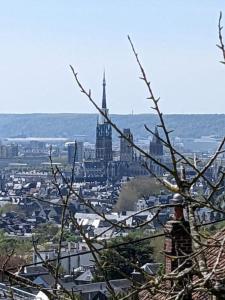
[33,223,59,244]
[203,220,225,235]
[0,230,32,255]
[63,231,82,243]
[149,231,164,264]
[0,203,25,217]
[33,223,82,244]
[95,231,153,281]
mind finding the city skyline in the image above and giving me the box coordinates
[0,1,225,114]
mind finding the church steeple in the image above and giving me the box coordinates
[102,71,107,109]
[100,71,109,124]
[95,71,112,162]
[152,126,160,143]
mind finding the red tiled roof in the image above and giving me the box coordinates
[140,228,225,300]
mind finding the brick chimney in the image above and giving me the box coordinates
[164,193,192,275]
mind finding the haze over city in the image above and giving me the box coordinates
[1,1,225,114]
[0,2,225,300]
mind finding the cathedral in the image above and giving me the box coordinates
[82,74,164,183]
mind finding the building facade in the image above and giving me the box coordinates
[120,128,134,162]
[149,126,164,176]
[68,141,84,164]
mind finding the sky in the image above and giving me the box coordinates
[0,1,225,114]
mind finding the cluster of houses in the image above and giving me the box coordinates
[0,156,223,299]
[0,165,224,237]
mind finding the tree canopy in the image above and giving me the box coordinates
[95,231,153,281]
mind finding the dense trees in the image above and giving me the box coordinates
[0,230,31,256]
[95,232,154,281]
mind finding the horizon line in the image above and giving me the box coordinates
[0,112,224,116]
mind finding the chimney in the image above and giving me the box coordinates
[164,193,192,275]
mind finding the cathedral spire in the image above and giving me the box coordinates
[155,126,159,134]
[152,126,160,143]
[102,71,107,109]
[100,71,109,124]
[95,71,112,162]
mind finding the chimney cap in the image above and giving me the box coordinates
[171,193,183,205]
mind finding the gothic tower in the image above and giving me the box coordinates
[120,128,134,162]
[149,126,164,175]
[150,126,163,156]
[95,72,112,162]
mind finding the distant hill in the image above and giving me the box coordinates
[0,113,224,142]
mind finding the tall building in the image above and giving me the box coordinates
[95,73,112,162]
[7,144,19,158]
[149,126,164,175]
[68,141,84,164]
[150,126,163,156]
[120,128,133,162]
[0,144,18,158]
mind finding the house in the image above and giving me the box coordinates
[74,269,94,285]
[62,279,131,299]
[141,263,161,276]
[33,273,55,289]
[33,242,94,274]
[140,193,225,300]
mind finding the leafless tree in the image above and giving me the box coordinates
[0,12,224,300]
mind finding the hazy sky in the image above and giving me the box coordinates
[0,1,225,114]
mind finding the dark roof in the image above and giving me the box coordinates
[75,269,93,282]
[141,263,161,276]
[33,274,55,288]
[62,279,131,293]
[24,266,48,275]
